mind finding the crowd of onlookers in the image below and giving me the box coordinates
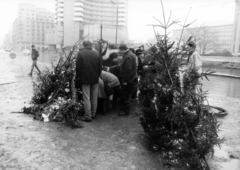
[75,40,145,122]
[28,38,201,123]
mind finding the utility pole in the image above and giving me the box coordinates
[99,24,103,55]
[100,24,103,41]
[111,0,119,46]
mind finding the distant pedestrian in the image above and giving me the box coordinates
[76,41,102,122]
[28,45,41,76]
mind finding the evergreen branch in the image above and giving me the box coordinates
[166,11,172,28]
[153,17,165,27]
[178,7,192,49]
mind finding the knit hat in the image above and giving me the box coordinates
[187,41,196,48]
[119,44,128,50]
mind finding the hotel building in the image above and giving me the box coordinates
[53,0,128,48]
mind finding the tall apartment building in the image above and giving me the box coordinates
[232,0,240,54]
[171,24,233,53]
[12,3,54,50]
[54,0,128,47]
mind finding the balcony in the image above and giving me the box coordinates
[118,23,125,26]
[74,7,83,12]
[74,12,83,17]
[58,3,64,8]
[118,17,126,22]
[118,8,126,13]
[57,13,64,17]
[118,13,126,17]
[74,17,83,22]
[58,8,63,12]
[74,2,83,7]
[57,18,63,22]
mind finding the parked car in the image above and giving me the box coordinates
[5,48,11,52]
[23,49,31,55]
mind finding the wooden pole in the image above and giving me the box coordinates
[99,24,103,55]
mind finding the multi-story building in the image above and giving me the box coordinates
[171,24,233,53]
[232,0,240,54]
[54,0,128,48]
[12,3,54,50]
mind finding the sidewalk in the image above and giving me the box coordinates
[0,53,239,170]
[0,53,168,170]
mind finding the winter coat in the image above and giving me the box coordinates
[31,49,39,60]
[120,50,137,83]
[76,47,102,84]
[109,65,121,81]
[188,51,202,74]
[98,78,107,98]
[100,70,120,88]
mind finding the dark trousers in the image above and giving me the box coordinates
[97,85,121,115]
[131,77,138,99]
[112,85,121,103]
[120,81,134,113]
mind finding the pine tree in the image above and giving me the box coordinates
[138,1,222,169]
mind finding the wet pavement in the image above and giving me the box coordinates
[0,51,169,170]
[0,51,240,170]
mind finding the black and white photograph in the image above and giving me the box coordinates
[0,0,239,169]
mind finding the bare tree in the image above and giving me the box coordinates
[183,26,219,55]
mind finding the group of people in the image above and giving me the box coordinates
[28,38,202,123]
[75,40,144,122]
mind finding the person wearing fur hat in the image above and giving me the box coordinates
[187,41,202,75]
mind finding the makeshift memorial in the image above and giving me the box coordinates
[22,36,89,128]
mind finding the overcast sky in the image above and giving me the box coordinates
[0,0,235,45]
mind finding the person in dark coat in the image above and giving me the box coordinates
[118,44,137,116]
[28,45,41,76]
[76,41,102,122]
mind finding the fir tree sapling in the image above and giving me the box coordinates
[138,1,222,169]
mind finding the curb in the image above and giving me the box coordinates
[209,73,240,79]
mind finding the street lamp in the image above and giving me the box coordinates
[110,0,119,46]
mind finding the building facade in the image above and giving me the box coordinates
[232,0,240,54]
[12,3,54,50]
[54,0,128,48]
[171,24,233,53]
